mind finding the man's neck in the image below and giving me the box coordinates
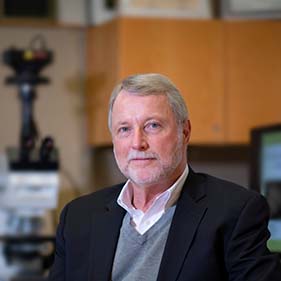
[130,183,168,212]
[129,165,187,212]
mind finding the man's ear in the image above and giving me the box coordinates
[182,120,191,144]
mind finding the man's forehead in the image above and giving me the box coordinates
[113,92,170,114]
[115,90,168,103]
[111,92,175,125]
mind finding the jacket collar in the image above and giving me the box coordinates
[88,185,126,281]
[156,167,208,281]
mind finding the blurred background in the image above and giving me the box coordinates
[0,0,280,280]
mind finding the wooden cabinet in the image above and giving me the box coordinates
[86,18,281,146]
[224,21,281,143]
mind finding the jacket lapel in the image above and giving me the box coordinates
[157,169,208,281]
[88,194,126,281]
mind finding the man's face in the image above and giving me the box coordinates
[111,90,190,188]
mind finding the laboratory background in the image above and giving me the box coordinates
[0,0,280,280]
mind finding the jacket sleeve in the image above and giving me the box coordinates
[225,193,281,281]
[48,205,68,281]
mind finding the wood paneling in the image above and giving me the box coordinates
[225,21,281,143]
[86,19,281,146]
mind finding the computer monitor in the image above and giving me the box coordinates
[250,124,281,253]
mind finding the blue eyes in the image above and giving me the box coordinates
[119,127,129,132]
[117,122,161,136]
[117,127,131,136]
[147,122,160,129]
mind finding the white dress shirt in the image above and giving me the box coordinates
[117,165,189,235]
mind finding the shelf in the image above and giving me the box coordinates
[0,18,85,29]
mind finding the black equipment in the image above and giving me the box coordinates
[3,35,58,169]
[0,35,59,280]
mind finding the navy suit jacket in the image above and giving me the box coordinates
[48,168,281,281]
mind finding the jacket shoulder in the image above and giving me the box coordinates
[204,173,261,200]
[189,170,266,211]
[65,183,124,212]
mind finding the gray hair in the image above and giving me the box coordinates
[108,73,189,131]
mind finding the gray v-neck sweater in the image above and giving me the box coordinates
[112,205,176,281]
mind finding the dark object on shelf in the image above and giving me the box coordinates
[1,0,56,19]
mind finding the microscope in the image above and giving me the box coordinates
[0,36,59,280]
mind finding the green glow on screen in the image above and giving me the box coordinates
[262,132,281,146]
[268,239,281,252]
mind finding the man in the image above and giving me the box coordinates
[49,73,281,281]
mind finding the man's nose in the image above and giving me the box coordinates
[131,128,148,150]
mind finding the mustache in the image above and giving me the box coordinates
[127,151,158,161]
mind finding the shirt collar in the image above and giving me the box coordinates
[117,165,189,214]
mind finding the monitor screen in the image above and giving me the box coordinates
[250,124,281,253]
